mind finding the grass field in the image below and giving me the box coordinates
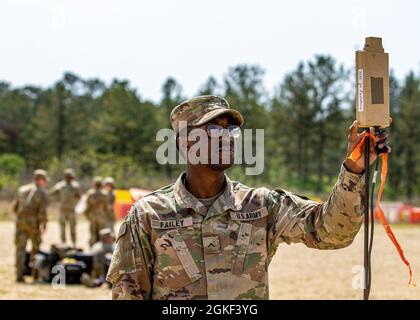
[0,200,419,300]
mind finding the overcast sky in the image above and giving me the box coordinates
[1,0,419,101]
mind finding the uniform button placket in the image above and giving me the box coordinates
[201,219,211,298]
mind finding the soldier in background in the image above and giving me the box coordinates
[81,227,115,288]
[103,177,116,231]
[84,177,108,247]
[49,168,81,247]
[13,169,49,283]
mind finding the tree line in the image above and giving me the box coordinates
[0,55,419,202]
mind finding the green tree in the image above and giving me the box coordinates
[198,76,221,95]
[396,71,420,200]
[0,84,36,156]
[0,153,25,195]
[94,80,159,162]
[307,56,349,192]
[387,72,403,198]
[271,56,349,192]
[271,62,315,188]
[223,65,269,183]
[159,77,184,179]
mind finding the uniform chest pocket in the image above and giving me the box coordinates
[152,221,203,292]
[107,221,138,283]
[230,207,268,282]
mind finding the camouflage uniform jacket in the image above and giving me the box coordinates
[49,180,81,212]
[106,190,116,223]
[84,188,108,222]
[107,164,365,300]
[13,183,48,226]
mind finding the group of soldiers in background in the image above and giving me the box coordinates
[12,168,117,284]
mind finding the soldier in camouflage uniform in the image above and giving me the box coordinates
[81,228,115,287]
[84,177,109,247]
[49,168,81,247]
[107,95,390,300]
[103,177,116,231]
[13,169,49,282]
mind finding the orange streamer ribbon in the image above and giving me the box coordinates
[348,131,415,286]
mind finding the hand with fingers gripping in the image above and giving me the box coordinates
[344,118,392,174]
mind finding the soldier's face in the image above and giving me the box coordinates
[103,235,115,244]
[178,114,240,171]
[206,115,237,171]
[35,177,47,188]
[187,114,237,171]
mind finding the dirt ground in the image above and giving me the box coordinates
[269,224,419,299]
[0,208,419,300]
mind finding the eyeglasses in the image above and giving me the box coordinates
[206,124,241,138]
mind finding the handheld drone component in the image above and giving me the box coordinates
[356,37,390,128]
[352,37,414,301]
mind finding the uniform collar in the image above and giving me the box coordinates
[174,172,241,217]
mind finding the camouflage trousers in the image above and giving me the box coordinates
[15,223,41,280]
[59,210,76,245]
[89,219,107,247]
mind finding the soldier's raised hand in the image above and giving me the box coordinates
[344,119,391,173]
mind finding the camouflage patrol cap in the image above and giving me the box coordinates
[93,176,102,184]
[103,177,115,185]
[99,228,114,237]
[33,169,48,180]
[170,95,244,135]
[64,168,76,177]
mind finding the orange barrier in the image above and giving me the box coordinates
[410,208,420,223]
[114,188,151,220]
[398,205,420,224]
